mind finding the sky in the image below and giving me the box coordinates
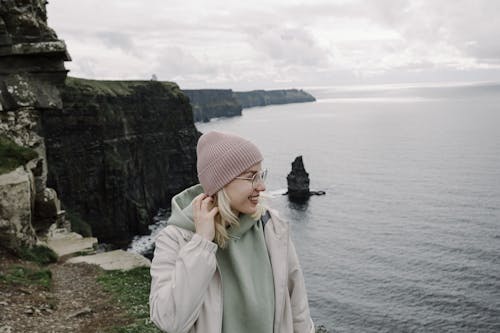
[47,0,500,90]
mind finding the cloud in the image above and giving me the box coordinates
[151,46,219,79]
[248,26,332,68]
[61,34,152,79]
[47,0,500,88]
[279,0,500,71]
[362,0,500,67]
[95,31,136,54]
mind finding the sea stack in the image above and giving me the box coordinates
[287,156,310,201]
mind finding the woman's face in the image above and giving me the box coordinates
[224,162,266,215]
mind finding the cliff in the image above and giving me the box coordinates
[234,89,315,108]
[41,77,200,246]
[183,89,242,122]
[0,0,70,253]
[183,88,315,122]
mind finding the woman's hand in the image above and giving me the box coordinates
[193,193,219,241]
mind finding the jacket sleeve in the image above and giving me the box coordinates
[288,235,315,333]
[149,226,218,333]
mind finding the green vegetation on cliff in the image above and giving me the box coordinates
[65,77,181,97]
[0,135,38,174]
[18,244,58,265]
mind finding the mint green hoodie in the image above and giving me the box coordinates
[166,184,275,333]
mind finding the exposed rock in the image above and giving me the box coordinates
[33,187,61,234]
[43,77,200,246]
[0,166,37,251]
[0,0,70,110]
[0,109,43,148]
[310,190,326,195]
[18,287,32,295]
[46,230,97,259]
[0,0,58,44]
[24,307,34,315]
[0,0,69,253]
[66,306,92,319]
[287,156,311,202]
[286,156,326,202]
[66,250,151,271]
[315,325,329,333]
[0,325,12,333]
[183,89,242,122]
[234,89,315,108]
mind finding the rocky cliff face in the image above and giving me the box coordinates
[234,89,315,108]
[183,88,315,122]
[183,89,242,122]
[0,0,70,253]
[42,77,200,246]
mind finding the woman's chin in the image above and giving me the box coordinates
[234,201,259,215]
[241,206,257,215]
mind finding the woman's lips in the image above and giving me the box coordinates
[249,195,259,204]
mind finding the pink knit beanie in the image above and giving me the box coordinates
[196,131,263,196]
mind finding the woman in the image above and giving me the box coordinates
[149,131,315,333]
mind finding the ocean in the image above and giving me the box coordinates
[130,82,500,332]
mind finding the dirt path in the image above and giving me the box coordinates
[0,249,130,333]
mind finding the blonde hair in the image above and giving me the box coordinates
[212,188,266,248]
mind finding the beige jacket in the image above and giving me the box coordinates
[149,208,315,333]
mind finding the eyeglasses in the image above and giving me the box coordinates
[234,169,268,189]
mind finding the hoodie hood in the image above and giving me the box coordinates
[167,184,259,239]
[167,184,204,233]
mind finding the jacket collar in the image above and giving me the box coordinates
[265,207,288,239]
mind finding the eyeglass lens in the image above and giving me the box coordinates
[252,169,267,188]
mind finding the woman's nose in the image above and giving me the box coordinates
[255,182,266,192]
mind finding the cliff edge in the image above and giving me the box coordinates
[184,88,316,122]
[42,77,200,246]
[234,89,316,108]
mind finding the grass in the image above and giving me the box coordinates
[96,268,327,333]
[18,244,58,265]
[66,77,180,98]
[97,267,161,333]
[65,77,137,96]
[0,245,56,290]
[0,265,52,289]
[0,135,38,174]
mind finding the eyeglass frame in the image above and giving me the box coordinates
[234,168,268,189]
